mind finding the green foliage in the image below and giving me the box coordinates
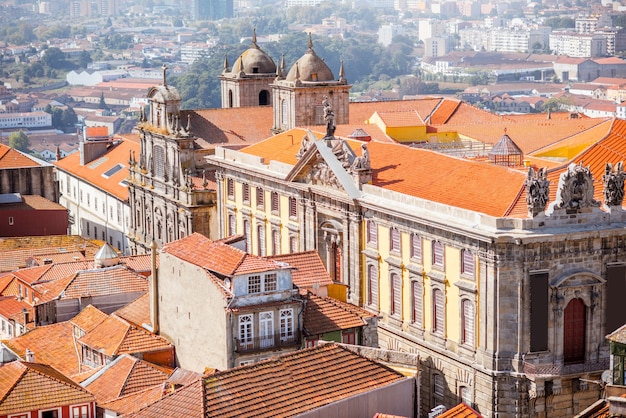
[45,106,77,130]
[34,25,71,41]
[0,22,36,45]
[102,33,134,50]
[41,47,70,70]
[8,130,30,152]
[543,17,575,29]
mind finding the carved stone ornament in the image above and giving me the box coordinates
[524,166,550,216]
[322,95,335,139]
[306,155,341,188]
[553,162,600,212]
[602,161,625,207]
[350,143,371,172]
[296,133,314,159]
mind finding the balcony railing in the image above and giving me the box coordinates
[523,358,609,378]
[235,330,301,353]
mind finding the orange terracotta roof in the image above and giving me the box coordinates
[70,305,108,334]
[303,294,374,335]
[54,138,138,201]
[113,293,150,328]
[125,378,204,418]
[35,265,148,304]
[128,343,405,418]
[267,251,333,290]
[374,110,425,127]
[367,141,526,217]
[98,384,168,416]
[438,403,484,417]
[84,354,172,403]
[78,315,172,357]
[0,296,33,322]
[0,194,66,211]
[85,126,109,138]
[3,322,81,377]
[531,118,613,159]
[0,361,94,416]
[0,144,43,169]
[348,98,443,125]
[427,99,462,124]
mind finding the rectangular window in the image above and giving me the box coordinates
[530,272,549,352]
[238,314,253,348]
[228,214,235,237]
[461,249,475,277]
[280,309,294,341]
[606,265,626,334]
[289,197,297,218]
[244,220,251,252]
[433,374,444,401]
[391,273,401,317]
[367,265,378,307]
[272,229,280,255]
[342,331,356,345]
[271,192,279,213]
[257,224,266,256]
[8,216,13,225]
[367,220,377,244]
[433,288,444,334]
[256,187,264,208]
[248,275,261,294]
[227,179,234,199]
[460,386,471,406]
[289,236,298,253]
[264,273,277,292]
[411,233,422,261]
[461,299,474,346]
[432,241,444,267]
[411,281,422,325]
[243,183,250,204]
[390,227,400,252]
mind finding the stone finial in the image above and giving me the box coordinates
[252,28,258,47]
[322,96,335,139]
[223,54,230,73]
[162,64,168,86]
[553,162,600,212]
[603,161,625,207]
[308,32,313,50]
[524,166,550,217]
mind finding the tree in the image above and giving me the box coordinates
[41,47,67,69]
[8,130,30,152]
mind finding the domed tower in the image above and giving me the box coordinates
[220,29,277,108]
[271,33,350,133]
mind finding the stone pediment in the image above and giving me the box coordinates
[551,269,605,288]
[286,130,362,199]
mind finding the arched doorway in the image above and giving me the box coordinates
[320,220,343,283]
[564,298,586,364]
[259,90,269,106]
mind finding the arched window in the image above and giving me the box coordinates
[228,90,233,108]
[564,298,586,364]
[257,224,266,256]
[259,90,269,106]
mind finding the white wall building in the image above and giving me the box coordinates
[0,112,52,129]
[550,31,607,58]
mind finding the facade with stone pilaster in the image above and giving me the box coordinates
[127,80,217,254]
[207,124,626,417]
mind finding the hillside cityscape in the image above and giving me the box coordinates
[4,0,626,417]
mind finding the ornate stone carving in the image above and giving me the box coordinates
[602,161,625,207]
[307,155,340,188]
[553,162,600,212]
[296,134,313,159]
[524,167,550,216]
[350,143,370,171]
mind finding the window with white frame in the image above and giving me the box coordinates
[71,404,89,418]
[390,227,400,252]
[238,314,253,347]
[433,288,445,335]
[411,233,422,261]
[264,273,277,291]
[461,299,474,346]
[367,264,378,307]
[367,220,377,245]
[460,386,472,406]
[39,408,61,418]
[227,178,234,199]
[257,224,266,256]
[461,249,475,277]
[289,197,297,218]
[411,280,423,326]
[390,272,401,317]
[247,275,261,293]
[9,413,29,418]
[271,192,279,213]
[280,309,294,341]
[432,241,444,268]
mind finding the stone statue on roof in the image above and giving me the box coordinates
[525,166,550,217]
[603,161,625,207]
[350,143,370,171]
[553,162,600,212]
[322,96,335,139]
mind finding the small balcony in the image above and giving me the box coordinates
[235,330,301,354]
[523,358,609,378]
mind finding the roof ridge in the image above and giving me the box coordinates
[24,362,89,393]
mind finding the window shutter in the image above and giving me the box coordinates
[434,289,444,333]
[412,281,423,325]
[257,225,265,256]
[368,265,378,306]
[391,228,400,251]
[433,241,444,266]
[462,299,474,346]
[391,273,401,316]
[367,221,377,244]
[411,234,422,260]
[462,250,474,276]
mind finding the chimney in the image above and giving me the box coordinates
[149,241,159,334]
[25,349,34,362]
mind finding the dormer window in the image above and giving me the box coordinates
[247,273,278,294]
[252,67,259,73]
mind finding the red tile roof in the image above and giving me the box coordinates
[0,144,43,169]
[54,138,138,201]
[438,403,484,417]
[267,251,334,291]
[0,194,66,211]
[98,384,168,416]
[0,296,33,323]
[84,354,172,403]
[0,361,94,416]
[78,315,172,357]
[303,294,374,335]
[70,305,108,334]
[113,293,150,328]
[128,343,406,418]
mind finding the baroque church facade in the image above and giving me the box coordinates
[129,35,626,417]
